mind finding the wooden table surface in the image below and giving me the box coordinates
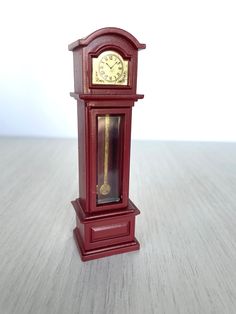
[0,138,236,314]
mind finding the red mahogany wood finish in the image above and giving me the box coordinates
[69,27,145,261]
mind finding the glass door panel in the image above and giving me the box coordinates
[96,114,123,205]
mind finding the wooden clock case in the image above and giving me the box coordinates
[69,27,145,261]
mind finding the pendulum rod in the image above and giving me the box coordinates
[100,114,111,196]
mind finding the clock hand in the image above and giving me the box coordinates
[110,61,118,69]
[106,62,112,69]
[100,115,111,196]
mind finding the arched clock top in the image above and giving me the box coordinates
[68,27,146,51]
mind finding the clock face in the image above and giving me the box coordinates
[99,53,123,83]
[92,51,129,85]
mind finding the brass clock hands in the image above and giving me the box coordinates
[106,61,118,70]
[100,115,111,196]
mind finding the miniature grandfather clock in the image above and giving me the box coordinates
[69,27,145,261]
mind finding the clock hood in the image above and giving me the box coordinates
[68,27,146,51]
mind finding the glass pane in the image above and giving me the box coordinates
[96,114,123,205]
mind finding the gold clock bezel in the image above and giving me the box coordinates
[92,50,129,86]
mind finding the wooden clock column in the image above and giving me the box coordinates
[69,28,145,261]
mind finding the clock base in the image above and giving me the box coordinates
[72,198,140,262]
[73,228,140,262]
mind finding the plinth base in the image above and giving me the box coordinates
[73,228,140,261]
[72,198,140,262]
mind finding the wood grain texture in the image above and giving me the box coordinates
[0,138,236,314]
